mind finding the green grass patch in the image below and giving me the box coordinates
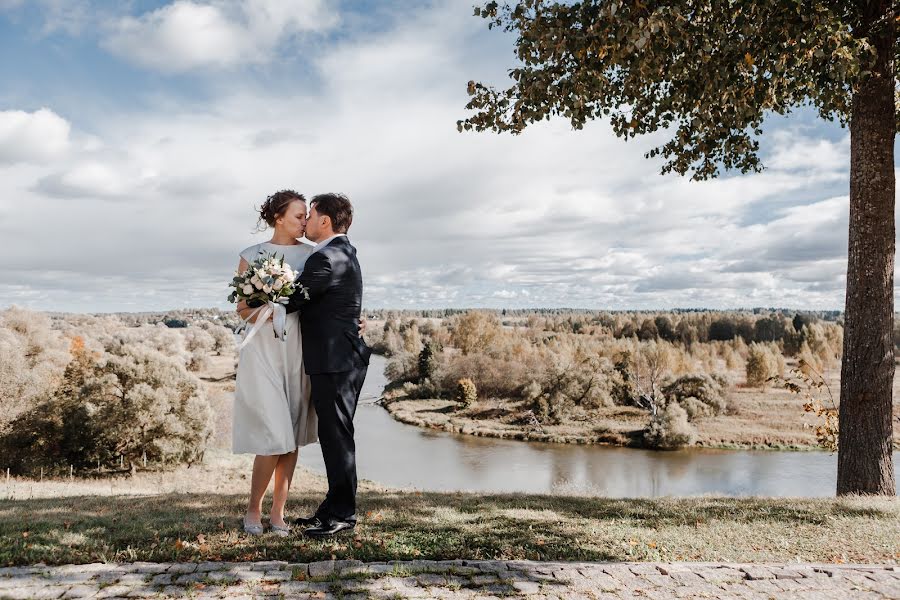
[0,488,897,566]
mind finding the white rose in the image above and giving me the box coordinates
[263,284,272,294]
[242,284,253,295]
[251,275,263,288]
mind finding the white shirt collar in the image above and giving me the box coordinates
[314,233,347,252]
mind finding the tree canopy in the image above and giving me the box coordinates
[459,0,898,179]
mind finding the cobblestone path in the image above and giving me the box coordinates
[1,559,898,599]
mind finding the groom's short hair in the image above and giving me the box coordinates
[311,193,353,233]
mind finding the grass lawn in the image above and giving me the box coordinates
[1,455,897,567]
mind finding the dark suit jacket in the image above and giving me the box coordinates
[287,236,372,374]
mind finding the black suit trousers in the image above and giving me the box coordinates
[310,365,368,523]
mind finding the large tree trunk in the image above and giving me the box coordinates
[837,0,896,496]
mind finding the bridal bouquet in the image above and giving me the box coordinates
[228,252,309,346]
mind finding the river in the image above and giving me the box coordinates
[299,355,900,497]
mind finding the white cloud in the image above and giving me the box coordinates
[0,108,70,164]
[34,161,130,198]
[768,130,849,173]
[0,0,882,312]
[102,0,337,72]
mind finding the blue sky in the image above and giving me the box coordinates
[0,0,888,312]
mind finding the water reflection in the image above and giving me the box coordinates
[299,356,899,497]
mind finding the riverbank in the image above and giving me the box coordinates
[382,378,900,451]
[382,396,823,450]
[1,455,898,566]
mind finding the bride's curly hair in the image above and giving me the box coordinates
[256,190,306,231]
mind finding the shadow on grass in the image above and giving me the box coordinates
[1,490,897,566]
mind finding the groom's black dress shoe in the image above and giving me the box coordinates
[303,519,355,539]
[293,515,322,528]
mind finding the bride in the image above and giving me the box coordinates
[232,190,318,536]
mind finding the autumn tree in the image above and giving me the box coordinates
[461,0,896,495]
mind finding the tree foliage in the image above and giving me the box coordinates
[460,0,896,179]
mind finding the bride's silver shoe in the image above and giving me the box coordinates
[270,521,291,537]
[243,517,264,535]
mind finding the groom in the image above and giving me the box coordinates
[286,192,371,538]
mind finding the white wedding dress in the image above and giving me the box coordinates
[232,241,318,455]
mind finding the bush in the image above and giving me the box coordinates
[662,373,727,416]
[455,378,478,406]
[644,403,696,449]
[417,341,440,382]
[0,307,71,429]
[187,351,211,372]
[0,340,212,475]
[745,342,783,387]
[199,322,235,355]
[384,352,418,384]
[797,341,825,375]
[610,351,638,405]
[528,357,618,423]
[401,378,441,400]
[364,318,405,357]
[450,311,501,355]
[438,353,539,399]
[183,327,215,354]
[680,396,712,420]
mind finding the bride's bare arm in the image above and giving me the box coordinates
[235,258,270,323]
